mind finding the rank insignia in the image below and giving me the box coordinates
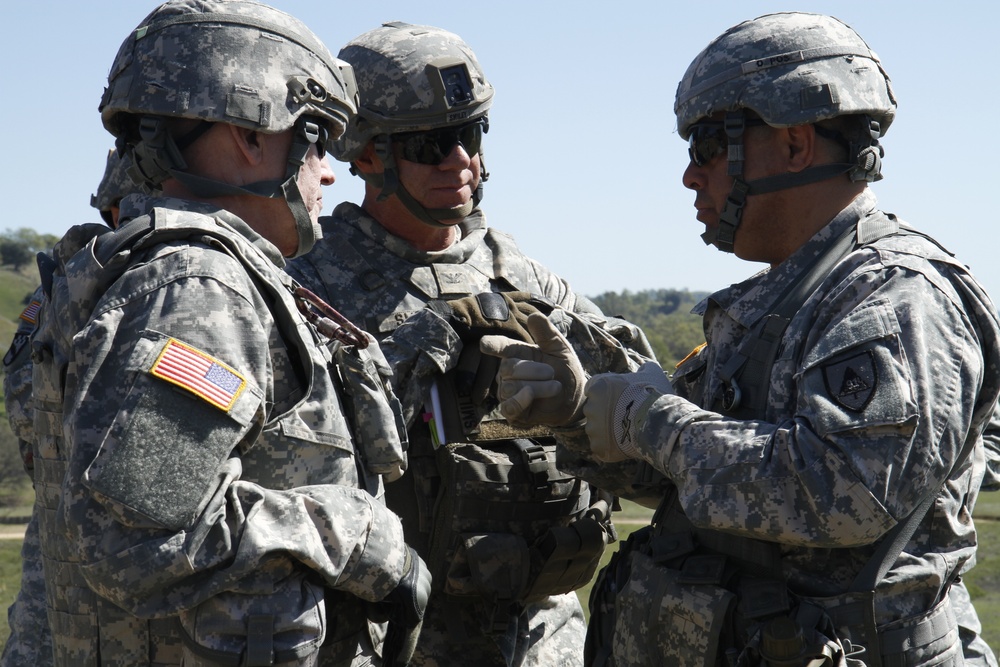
[822,350,877,412]
[150,338,246,412]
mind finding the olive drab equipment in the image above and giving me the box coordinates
[674,12,897,253]
[98,0,359,257]
[585,212,1000,666]
[334,22,494,228]
[306,212,619,633]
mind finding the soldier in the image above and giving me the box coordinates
[287,22,655,667]
[484,12,1000,666]
[11,2,429,665]
[2,147,153,667]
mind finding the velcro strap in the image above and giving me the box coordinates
[246,615,274,667]
[678,554,727,586]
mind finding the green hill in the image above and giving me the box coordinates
[0,265,39,348]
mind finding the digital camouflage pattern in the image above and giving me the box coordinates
[333,22,494,162]
[100,0,356,141]
[89,149,153,222]
[674,12,897,138]
[12,194,409,666]
[624,190,1000,665]
[287,203,655,666]
[2,145,156,665]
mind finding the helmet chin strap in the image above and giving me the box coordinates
[128,115,322,257]
[705,112,883,254]
[357,134,477,229]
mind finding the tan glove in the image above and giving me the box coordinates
[479,313,587,428]
[583,362,672,462]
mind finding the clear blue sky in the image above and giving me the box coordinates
[3,1,996,301]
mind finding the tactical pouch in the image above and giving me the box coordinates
[179,573,326,667]
[427,438,602,627]
[333,340,408,480]
[522,512,609,603]
[586,523,736,667]
[612,549,736,667]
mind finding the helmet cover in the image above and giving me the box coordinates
[100,0,357,141]
[675,12,896,138]
[334,21,494,162]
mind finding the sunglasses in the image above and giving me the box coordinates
[298,116,330,159]
[687,118,766,167]
[394,119,485,166]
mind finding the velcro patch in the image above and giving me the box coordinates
[150,338,246,412]
[18,300,41,325]
[3,332,29,367]
[822,350,878,412]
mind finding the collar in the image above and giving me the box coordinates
[333,201,489,266]
[118,194,287,268]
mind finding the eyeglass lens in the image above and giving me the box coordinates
[396,121,484,166]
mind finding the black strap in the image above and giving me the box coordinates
[719,219,863,418]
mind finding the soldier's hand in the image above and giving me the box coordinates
[432,291,553,343]
[583,362,672,462]
[480,313,587,427]
[377,547,431,667]
[436,293,555,409]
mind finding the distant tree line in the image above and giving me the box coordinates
[0,228,60,272]
[589,288,708,368]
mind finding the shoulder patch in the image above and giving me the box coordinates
[3,333,29,367]
[149,338,247,412]
[822,350,878,412]
[18,300,42,325]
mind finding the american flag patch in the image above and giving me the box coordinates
[19,301,42,325]
[150,338,246,412]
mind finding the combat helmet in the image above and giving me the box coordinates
[99,0,359,256]
[90,148,156,228]
[335,22,494,228]
[675,12,897,252]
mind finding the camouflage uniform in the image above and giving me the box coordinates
[581,13,1000,667]
[4,2,420,665]
[289,203,649,666]
[1,148,149,666]
[33,196,407,666]
[2,288,48,667]
[287,22,658,666]
[618,190,1000,665]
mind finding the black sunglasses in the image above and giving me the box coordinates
[394,119,485,166]
[687,118,766,167]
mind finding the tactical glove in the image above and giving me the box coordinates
[480,313,587,428]
[433,292,554,408]
[376,547,431,667]
[432,291,553,343]
[583,362,672,462]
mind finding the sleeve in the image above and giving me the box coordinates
[979,399,1000,492]
[377,307,463,427]
[3,287,44,474]
[635,267,989,548]
[536,276,666,503]
[61,251,407,618]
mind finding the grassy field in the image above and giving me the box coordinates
[1,500,997,656]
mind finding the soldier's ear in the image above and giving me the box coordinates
[352,141,384,175]
[785,125,818,173]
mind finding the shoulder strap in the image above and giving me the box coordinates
[719,212,899,418]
